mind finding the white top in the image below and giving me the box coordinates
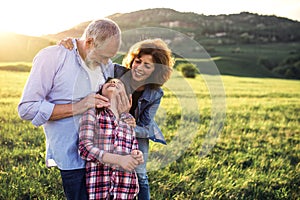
[80,57,106,92]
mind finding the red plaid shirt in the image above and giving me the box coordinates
[79,108,139,200]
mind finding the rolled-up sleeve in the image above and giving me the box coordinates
[18,99,54,127]
[31,100,55,126]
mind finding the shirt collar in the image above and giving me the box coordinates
[72,38,83,65]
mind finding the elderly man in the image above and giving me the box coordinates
[18,18,131,200]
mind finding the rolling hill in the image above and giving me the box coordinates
[45,8,300,45]
[0,32,54,62]
[1,8,300,78]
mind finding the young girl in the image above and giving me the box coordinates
[79,78,144,200]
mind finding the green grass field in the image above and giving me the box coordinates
[0,68,299,199]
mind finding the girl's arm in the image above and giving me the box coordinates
[78,108,103,162]
[102,153,139,171]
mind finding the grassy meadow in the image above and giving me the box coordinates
[0,66,299,199]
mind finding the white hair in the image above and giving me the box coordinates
[82,18,121,48]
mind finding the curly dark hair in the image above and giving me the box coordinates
[122,38,174,89]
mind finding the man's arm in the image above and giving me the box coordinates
[18,46,110,124]
[18,47,60,126]
[49,93,110,120]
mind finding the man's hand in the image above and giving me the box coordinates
[73,93,110,115]
[58,37,74,50]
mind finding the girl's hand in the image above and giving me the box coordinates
[118,155,139,171]
[131,150,144,164]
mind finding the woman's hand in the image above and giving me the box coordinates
[120,114,136,127]
[57,37,74,50]
[116,93,132,114]
[123,117,136,127]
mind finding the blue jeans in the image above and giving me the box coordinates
[60,168,88,200]
[137,172,150,200]
[136,138,150,200]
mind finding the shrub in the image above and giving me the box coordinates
[178,63,199,78]
[272,65,300,79]
[258,58,278,70]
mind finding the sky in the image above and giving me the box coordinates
[0,0,299,36]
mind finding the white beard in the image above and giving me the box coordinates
[85,50,98,70]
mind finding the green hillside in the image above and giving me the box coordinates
[1,8,300,78]
[45,8,300,45]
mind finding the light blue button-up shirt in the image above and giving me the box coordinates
[18,39,114,170]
